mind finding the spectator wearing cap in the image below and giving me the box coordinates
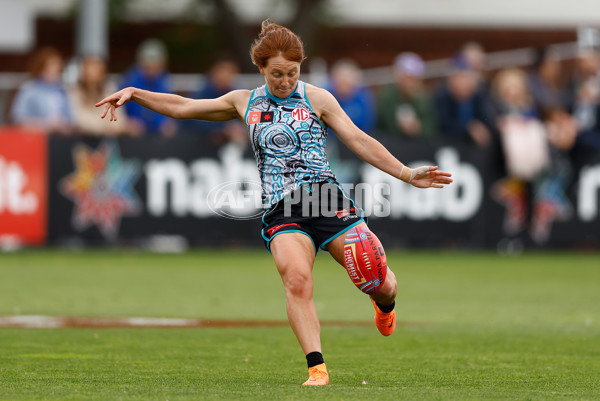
[327,58,376,133]
[434,53,495,147]
[120,39,177,137]
[376,52,436,138]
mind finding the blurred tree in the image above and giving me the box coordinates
[200,0,328,72]
[212,0,255,71]
[288,0,326,56]
[69,0,330,74]
[106,0,133,27]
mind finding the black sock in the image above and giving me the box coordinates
[376,301,395,313]
[306,351,324,368]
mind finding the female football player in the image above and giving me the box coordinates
[97,20,452,385]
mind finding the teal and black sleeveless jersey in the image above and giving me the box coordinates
[245,81,337,207]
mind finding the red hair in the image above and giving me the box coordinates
[250,20,305,68]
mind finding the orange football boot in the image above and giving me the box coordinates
[372,299,396,336]
[302,363,329,386]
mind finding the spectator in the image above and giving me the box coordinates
[178,55,247,146]
[492,69,538,119]
[491,68,548,181]
[10,47,73,134]
[461,41,489,93]
[567,48,600,163]
[434,54,495,147]
[327,59,376,133]
[528,48,569,115]
[528,48,577,153]
[68,56,130,136]
[120,39,177,137]
[490,68,573,244]
[376,52,436,138]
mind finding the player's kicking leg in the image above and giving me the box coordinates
[270,232,329,385]
[327,222,398,336]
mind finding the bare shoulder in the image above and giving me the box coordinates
[306,83,355,133]
[226,89,252,106]
[305,84,337,115]
[305,84,335,103]
[219,89,252,118]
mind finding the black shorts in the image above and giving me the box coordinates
[261,180,365,253]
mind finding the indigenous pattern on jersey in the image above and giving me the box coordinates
[245,81,336,207]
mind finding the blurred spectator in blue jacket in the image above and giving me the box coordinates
[120,39,177,137]
[434,54,495,147]
[376,52,436,138]
[327,59,376,133]
[178,55,247,146]
[11,47,73,134]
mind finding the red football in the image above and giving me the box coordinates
[343,226,387,294]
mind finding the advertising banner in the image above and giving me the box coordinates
[48,137,264,247]
[0,129,48,245]
[44,135,600,249]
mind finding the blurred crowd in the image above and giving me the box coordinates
[8,38,600,242]
[6,40,600,177]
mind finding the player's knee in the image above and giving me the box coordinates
[343,226,387,294]
[281,269,313,299]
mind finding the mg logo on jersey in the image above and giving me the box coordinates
[292,107,310,122]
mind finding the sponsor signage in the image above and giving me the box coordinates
[47,137,263,246]
[35,135,600,248]
[0,129,47,245]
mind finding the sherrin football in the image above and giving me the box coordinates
[343,226,387,294]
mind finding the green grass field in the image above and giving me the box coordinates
[1,249,599,400]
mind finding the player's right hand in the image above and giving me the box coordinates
[95,87,135,122]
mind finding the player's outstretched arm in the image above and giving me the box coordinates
[96,87,249,123]
[308,85,452,188]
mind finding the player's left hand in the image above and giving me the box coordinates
[409,166,453,188]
